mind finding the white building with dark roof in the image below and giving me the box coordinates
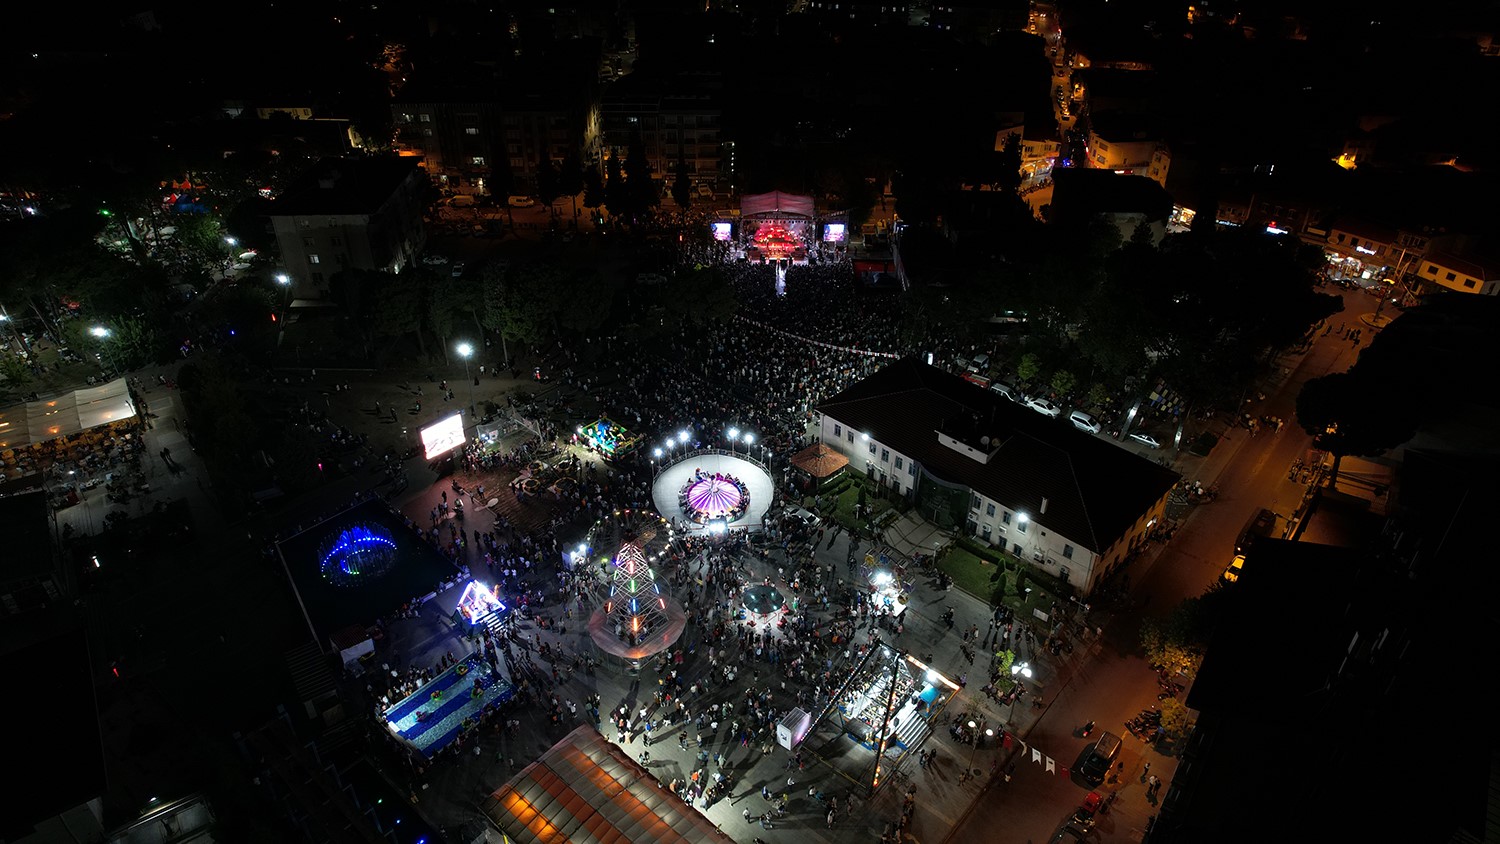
[817,358,1179,594]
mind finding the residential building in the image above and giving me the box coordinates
[817,359,1178,595]
[600,70,724,190]
[1085,112,1168,184]
[268,157,429,299]
[996,113,1061,180]
[1414,249,1499,295]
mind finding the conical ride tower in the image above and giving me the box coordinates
[587,529,686,663]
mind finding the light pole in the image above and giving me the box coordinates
[275,274,292,345]
[959,719,992,782]
[224,236,238,276]
[727,427,740,455]
[457,342,475,422]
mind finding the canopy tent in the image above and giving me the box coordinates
[480,725,729,844]
[741,190,815,219]
[0,378,137,449]
[789,443,850,479]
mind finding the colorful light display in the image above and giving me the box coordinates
[318,523,399,587]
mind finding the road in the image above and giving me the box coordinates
[948,286,1377,842]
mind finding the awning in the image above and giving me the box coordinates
[789,443,850,479]
[480,725,730,844]
[0,378,137,449]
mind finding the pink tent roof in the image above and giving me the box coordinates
[740,190,815,219]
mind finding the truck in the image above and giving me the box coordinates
[1234,508,1277,555]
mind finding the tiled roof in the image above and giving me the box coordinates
[818,359,1178,551]
[1424,249,1496,281]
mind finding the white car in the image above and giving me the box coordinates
[1129,433,1161,449]
[1026,397,1062,417]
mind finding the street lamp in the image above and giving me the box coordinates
[90,326,110,339]
[274,274,292,344]
[677,429,690,446]
[727,427,740,455]
[456,342,475,421]
[960,719,990,782]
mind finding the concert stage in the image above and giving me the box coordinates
[651,452,774,533]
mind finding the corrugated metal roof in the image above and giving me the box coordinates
[480,726,729,844]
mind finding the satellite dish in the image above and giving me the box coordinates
[980,435,991,446]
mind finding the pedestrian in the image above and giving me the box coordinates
[1140,761,1151,782]
[761,785,772,801]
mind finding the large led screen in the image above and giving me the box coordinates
[711,221,733,241]
[822,223,846,242]
[421,413,465,459]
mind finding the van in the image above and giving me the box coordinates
[989,381,1017,401]
[1235,508,1277,554]
[970,353,991,372]
[1068,410,1101,435]
[507,195,536,208]
[1079,731,1122,786]
[449,194,476,208]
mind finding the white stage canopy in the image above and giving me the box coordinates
[0,378,137,448]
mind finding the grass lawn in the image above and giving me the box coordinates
[938,547,999,603]
[938,547,1057,618]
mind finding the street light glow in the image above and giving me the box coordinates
[653,448,663,458]
[456,342,473,358]
[225,236,237,246]
[275,273,290,286]
[90,326,110,338]
[677,430,689,443]
[1017,511,1029,523]
[743,432,754,444]
[727,427,740,439]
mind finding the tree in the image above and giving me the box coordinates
[369,271,426,358]
[425,269,469,362]
[582,163,606,218]
[624,131,659,216]
[535,155,560,209]
[1016,353,1042,382]
[1295,372,1418,486]
[1050,369,1077,399]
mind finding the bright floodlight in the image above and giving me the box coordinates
[862,432,870,441]
[653,448,663,458]
[275,273,291,285]
[456,342,473,358]
[968,720,977,729]
[743,432,754,444]
[677,430,689,443]
[663,440,673,451]
[90,326,110,338]
[728,427,740,439]
[1017,511,1029,523]
[225,236,237,246]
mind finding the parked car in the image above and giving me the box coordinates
[1128,432,1161,449]
[697,185,715,199]
[507,195,536,207]
[1221,553,1246,584]
[784,506,820,530]
[450,261,467,278]
[1068,410,1101,434]
[449,194,476,208]
[1026,397,1062,417]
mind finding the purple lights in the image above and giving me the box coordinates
[679,472,750,524]
[687,477,743,515]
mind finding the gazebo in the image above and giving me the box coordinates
[789,443,849,483]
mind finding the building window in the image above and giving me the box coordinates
[894,457,903,470]
[308,254,320,264]
[310,272,324,284]
[907,462,915,476]
[1446,272,1457,281]
[971,494,981,510]
[423,128,433,137]
[472,156,486,166]
[1464,279,1476,288]
[982,524,992,539]
[880,448,889,463]
[465,127,480,135]
[400,113,413,124]
[1018,521,1028,533]
[330,237,342,247]
[419,113,431,123]
[1063,544,1074,559]
[868,441,876,455]
[986,503,996,517]
[336,254,347,266]
[847,431,854,443]
[302,236,315,247]
[1426,265,1437,275]
[833,424,842,438]
[1002,511,1011,525]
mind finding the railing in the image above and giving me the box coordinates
[652,446,771,480]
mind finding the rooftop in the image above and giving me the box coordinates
[1050,168,1173,221]
[818,359,1178,551]
[269,157,423,218]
